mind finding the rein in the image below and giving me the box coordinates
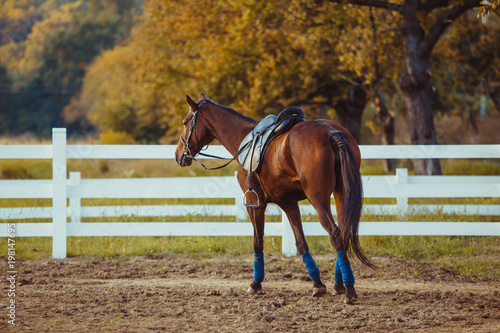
[179,101,250,170]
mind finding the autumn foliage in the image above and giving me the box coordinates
[0,0,499,152]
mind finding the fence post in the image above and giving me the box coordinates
[396,168,408,221]
[69,172,81,223]
[281,209,297,257]
[52,128,67,259]
[235,197,248,221]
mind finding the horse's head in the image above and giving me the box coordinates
[175,94,215,167]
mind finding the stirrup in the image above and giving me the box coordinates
[243,189,259,207]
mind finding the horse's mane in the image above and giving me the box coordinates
[203,99,257,124]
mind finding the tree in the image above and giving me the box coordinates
[21,10,128,136]
[433,14,500,119]
[373,93,397,171]
[327,0,499,174]
[68,0,499,151]
[0,0,48,46]
[64,42,168,142]
[140,0,403,143]
[0,64,14,133]
[0,0,137,137]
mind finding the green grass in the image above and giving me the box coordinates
[435,256,500,281]
[14,234,499,260]
[11,234,500,281]
[442,160,500,176]
[360,235,500,259]
[14,236,280,259]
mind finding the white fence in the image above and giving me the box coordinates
[0,128,499,259]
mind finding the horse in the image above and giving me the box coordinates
[175,94,375,303]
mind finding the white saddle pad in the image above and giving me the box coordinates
[237,115,277,172]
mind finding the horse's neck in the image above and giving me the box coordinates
[204,105,256,156]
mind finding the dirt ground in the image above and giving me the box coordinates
[1,253,499,332]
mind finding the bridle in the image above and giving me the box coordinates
[179,100,249,170]
[179,100,206,161]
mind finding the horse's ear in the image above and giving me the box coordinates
[200,93,211,101]
[186,95,198,110]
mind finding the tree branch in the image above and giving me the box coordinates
[287,99,331,108]
[332,74,369,94]
[420,0,481,58]
[327,0,404,13]
[421,0,452,12]
[369,7,382,90]
[380,27,404,34]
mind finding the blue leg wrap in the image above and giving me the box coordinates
[253,252,265,283]
[334,258,343,285]
[302,252,321,281]
[337,251,355,286]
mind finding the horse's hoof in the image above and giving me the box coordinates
[247,281,262,293]
[312,280,327,297]
[332,282,345,295]
[247,286,258,293]
[344,295,358,304]
[344,285,358,304]
[312,286,327,297]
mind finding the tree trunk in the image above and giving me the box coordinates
[334,86,367,144]
[374,95,397,171]
[398,1,442,175]
[401,82,441,175]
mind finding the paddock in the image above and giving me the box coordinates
[0,129,499,332]
[1,254,499,332]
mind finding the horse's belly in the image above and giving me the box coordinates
[259,167,306,202]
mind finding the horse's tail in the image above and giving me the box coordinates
[329,130,376,269]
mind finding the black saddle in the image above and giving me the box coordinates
[274,107,306,136]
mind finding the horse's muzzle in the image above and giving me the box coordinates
[176,151,193,167]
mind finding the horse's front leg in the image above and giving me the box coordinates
[236,169,269,293]
[278,202,327,297]
[247,204,267,293]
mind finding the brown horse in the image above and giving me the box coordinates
[175,94,374,303]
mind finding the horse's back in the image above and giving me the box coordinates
[287,119,360,164]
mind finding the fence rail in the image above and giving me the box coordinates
[1,128,499,258]
[3,204,498,220]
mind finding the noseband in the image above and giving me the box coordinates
[179,100,249,170]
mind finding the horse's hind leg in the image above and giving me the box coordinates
[278,202,327,297]
[309,195,358,303]
[333,190,358,303]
